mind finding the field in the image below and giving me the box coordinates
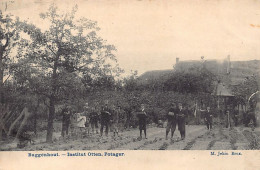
[1,123,259,151]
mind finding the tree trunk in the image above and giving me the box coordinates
[34,100,39,136]
[46,59,58,143]
[34,112,37,136]
[46,97,55,143]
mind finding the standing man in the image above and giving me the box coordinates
[204,106,213,130]
[100,101,111,137]
[137,104,147,139]
[243,109,247,126]
[82,102,90,127]
[166,103,177,140]
[247,103,256,129]
[89,107,99,134]
[233,107,239,127]
[117,106,126,132]
[176,103,186,140]
[194,102,201,125]
[111,105,119,137]
[61,105,71,137]
[125,108,131,130]
[225,105,232,128]
[80,102,91,134]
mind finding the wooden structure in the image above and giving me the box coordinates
[212,82,234,127]
[213,82,234,109]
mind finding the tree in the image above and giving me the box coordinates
[122,70,138,91]
[16,4,120,142]
[231,75,259,108]
[0,10,20,140]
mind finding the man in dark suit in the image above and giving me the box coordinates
[111,105,119,137]
[204,106,213,130]
[233,107,239,127]
[61,105,71,137]
[100,102,111,137]
[177,103,186,140]
[247,103,256,129]
[166,103,177,140]
[225,105,232,128]
[137,104,147,139]
[89,107,99,134]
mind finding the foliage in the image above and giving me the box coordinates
[0,11,20,103]
[163,66,216,94]
[12,4,121,142]
[231,75,259,107]
[122,70,138,91]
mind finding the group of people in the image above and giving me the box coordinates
[61,101,190,140]
[198,105,256,130]
[61,100,256,141]
[164,103,247,140]
[61,102,127,138]
[165,103,186,140]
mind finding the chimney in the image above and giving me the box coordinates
[227,55,230,74]
[176,57,179,64]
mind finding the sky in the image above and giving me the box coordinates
[1,0,260,76]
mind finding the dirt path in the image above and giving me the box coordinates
[116,127,165,150]
[166,125,207,150]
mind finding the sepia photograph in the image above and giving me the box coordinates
[0,0,260,156]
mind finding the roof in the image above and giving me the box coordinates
[137,69,174,85]
[137,59,260,87]
[213,83,234,97]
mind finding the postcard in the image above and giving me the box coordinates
[0,0,259,169]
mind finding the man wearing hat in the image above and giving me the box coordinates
[204,106,213,130]
[100,101,112,137]
[111,104,120,137]
[166,103,177,140]
[61,105,72,137]
[247,102,256,129]
[83,102,90,128]
[176,103,186,140]
[233,107,239,127]
[225,105,232,128]
[89,106,99,134]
